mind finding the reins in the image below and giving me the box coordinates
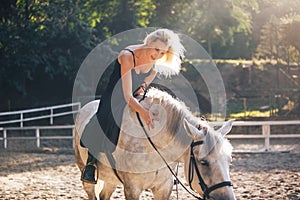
[136,112,203,200]
[136,91,233,199]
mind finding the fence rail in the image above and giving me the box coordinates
[0,120,300,151]
[0,125,75,149]
[210,120,300,151]
[0,102,81,127]
[0,102,81,149]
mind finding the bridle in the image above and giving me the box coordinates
[136,92,233,199]
[188,140,233,199]
[136,112,233,200]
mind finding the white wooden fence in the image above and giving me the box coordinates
[0,125,75,149]
[0,102,299,151]
[0,102,80,149]
[0,102,81,127]
[211,120,300,151]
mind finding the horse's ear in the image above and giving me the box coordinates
[183,119,205,139]
[218,119,235,136]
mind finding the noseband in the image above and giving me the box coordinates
[188,141,233,200]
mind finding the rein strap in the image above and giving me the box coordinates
[136,112,203,200]
[135,91,232,199]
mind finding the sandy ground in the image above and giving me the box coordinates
[0,143,299,200]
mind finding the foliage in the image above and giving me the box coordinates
[0,0,98,108]
[255,0,300,64]
[0,0,299,111]
[150,0,258,58]
[76,0,156,39]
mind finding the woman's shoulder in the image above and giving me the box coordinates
[118,49,135,69]
[118,44,143,68]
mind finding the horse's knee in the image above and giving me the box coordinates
[124,186,142,200]
[152,178,173,200]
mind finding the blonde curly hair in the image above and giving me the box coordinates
[144,29,185,76]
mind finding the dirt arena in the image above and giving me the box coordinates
[0,142,299,200]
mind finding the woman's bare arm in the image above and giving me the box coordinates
[119,52,155,128]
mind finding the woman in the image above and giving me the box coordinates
[80,28,185,184]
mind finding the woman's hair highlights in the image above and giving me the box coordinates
[144,29,185,77]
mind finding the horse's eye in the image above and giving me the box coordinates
[200,160,209,166]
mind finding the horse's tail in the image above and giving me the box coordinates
[74,100,100,172]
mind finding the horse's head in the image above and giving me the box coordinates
[183,119,236,200]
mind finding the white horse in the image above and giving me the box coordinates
[74,88,236,200]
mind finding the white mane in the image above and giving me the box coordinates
[145,87,202,133]
[145,87,233,158]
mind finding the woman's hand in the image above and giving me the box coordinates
[140,108,159,129]
[127,97,159,129]
[133,82,148,97]
[133,86,145,97]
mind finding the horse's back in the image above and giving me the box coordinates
[74,100,100,170]
[76,100,100,138]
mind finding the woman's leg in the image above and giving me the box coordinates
[80,116,100,184]
[81,151,97,184]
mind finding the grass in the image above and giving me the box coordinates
[229,109,278,119]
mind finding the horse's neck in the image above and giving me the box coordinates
[118,112,189,162]
[118,102,193,164]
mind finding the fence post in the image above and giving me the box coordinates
[262,124,270,151]
[20,112,23,127]
[36,128,40,148]
[4,129,7,149]
[50,109,53,125]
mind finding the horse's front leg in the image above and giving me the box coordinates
[82,182,97,200]
[123,183,143,200]
[151,175,173,200]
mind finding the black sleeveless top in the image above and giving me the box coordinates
[92,49,152,153]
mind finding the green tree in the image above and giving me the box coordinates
[255,0,300,64]
[256,15,282,60]
[150,0,258,58]
[281,13,300,64]
[0,0,98,109]
[0,0,158,110]
[76,0,156,39]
